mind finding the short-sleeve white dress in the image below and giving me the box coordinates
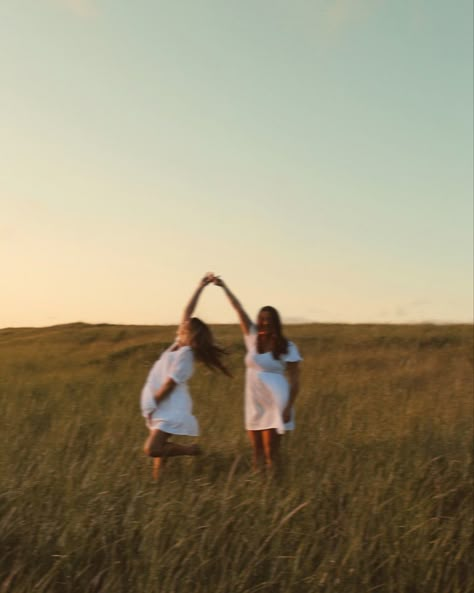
[244,325,302,434]
[140,344,199,436]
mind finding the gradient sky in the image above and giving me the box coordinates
[1,0,472,327]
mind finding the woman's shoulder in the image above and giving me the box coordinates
[246,323,258,336]
[171,344,193,355]
[164,343,193,358]
[165,346,194,371]
[176,346,194,363]
[244,324,258,346]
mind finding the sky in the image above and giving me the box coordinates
[1,0,472,327]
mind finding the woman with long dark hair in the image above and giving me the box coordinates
[213,276,302,473]
[141,274,230,479]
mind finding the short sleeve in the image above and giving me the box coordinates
[282,341,302,363]
[244,324,258,351]
[169,347,194,383]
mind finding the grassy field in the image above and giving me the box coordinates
[0,322,472,593]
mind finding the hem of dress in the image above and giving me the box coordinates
[145,420,199,436]
[245,424,295,435]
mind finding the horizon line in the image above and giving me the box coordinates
[1,319,473,331]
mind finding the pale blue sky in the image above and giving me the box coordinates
[1,1,472,326]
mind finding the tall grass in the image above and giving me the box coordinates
[0,323,472,592]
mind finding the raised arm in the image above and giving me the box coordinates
[180,273,214,325]
[213,277,252,335]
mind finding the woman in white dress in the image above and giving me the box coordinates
[213,276,302,472]
[141,274,230,479]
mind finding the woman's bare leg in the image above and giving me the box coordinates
[144,429,201,458]
[152,457,167,481]
[248,430,265,472]
[262,429,281,473]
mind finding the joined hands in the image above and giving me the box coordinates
[199,272,225,288]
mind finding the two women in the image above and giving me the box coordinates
[141,273,301,478]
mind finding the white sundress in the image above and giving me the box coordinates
[244,325,302,435]
[140,344,199,436]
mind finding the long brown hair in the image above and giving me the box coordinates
[257,305,289,360]
[189,317,232,377]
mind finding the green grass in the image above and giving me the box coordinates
[0,322,472,593]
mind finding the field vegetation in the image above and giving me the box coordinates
[0,322,472,593]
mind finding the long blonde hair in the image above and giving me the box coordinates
[189,317,232,377]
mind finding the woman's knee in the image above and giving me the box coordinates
[144,441,165,457]
[144,431,167,457]
[144,442,157,456]
[149,446,165,457]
